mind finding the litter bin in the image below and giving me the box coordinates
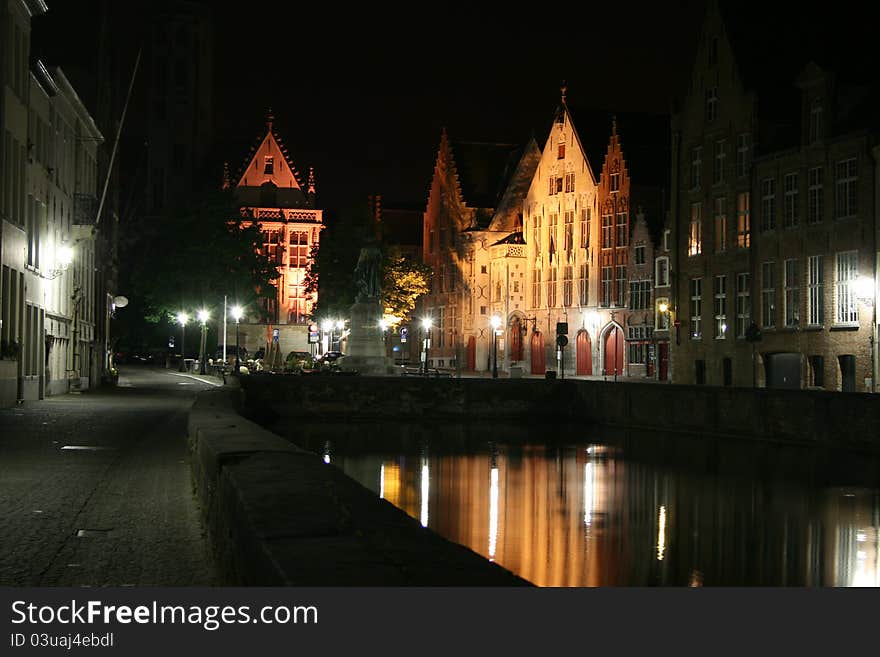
[545,370,557,380]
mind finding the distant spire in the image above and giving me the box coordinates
[307,166,316,195]
[560,80,567,104]
[221,161,231,190]
[266,107,274,132]
[612,115,617,137]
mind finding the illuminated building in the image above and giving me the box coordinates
[230,110,323,355]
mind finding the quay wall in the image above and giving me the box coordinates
[240,376,880,451]
[187,385,529,586]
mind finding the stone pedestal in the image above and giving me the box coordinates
[342,299,395,375]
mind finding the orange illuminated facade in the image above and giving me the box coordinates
[233,111,322,325]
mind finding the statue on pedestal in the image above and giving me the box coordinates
[354,243,383,302]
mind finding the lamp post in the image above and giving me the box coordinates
[321,319,333,355]
[231,305,243,373]
[421,317,432,375]
[490,315,502,379]
[177,312,188,372]
[335,319,345,352]
[197,309,209,374]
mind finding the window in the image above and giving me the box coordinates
[736,133,750,177]
[480,265,487,274]
[835,251,858,324]
[656,298,670,331]
[548,213,558,261]
[808,255,823,326]
[784,259,800,327]
[713,139,726,184]
[548,176,556,196]
[429,229,435,252]
[662,229,670,252]
[616,265,627,307]
[578,264,589,306]
[601,214,613,248]
[563,266,573,307]
[627,326,655,364]
[558,143,566,159]
[736,192,750,248]
[440,264,447,294]
[532,216,541,253]
[761,178,776,231]
[714,197,727,253]
[634,245,645,265]
[783,172,799,228]
[688,203,702,255]
[808,167,823,224]
[263,156,274,175]
[691,146,702,189]
[629,280,651,310]
[601,266,612,307]
[610,172,620,193]
[714,275,727,338]
[809,99,823,143]
[705,87,718,123]
[556,177,563,194]
[532,269,542,308]
[547,268,557,308]
[579,208,590,248]
[761,262,776,328]
[655,257,669,287]
[563,211,574,252]
[564,172,575,193]
[290,230,309,267]
[436,307,445,348]
[616,212,628,247]
[690,278,703,340]
[835,158,857,218]
[736,273,750,338]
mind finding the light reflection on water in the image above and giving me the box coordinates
[293,424,880,587]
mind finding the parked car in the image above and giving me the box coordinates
[284,350,317,373]
[314,351,345,369]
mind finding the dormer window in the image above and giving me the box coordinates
[558,143,566,159]
[264,156,274,174]
[809,99,823,143]
[610,172,620,193]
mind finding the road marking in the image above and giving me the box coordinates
[61,445,114,451]
[76,529,111,538]
[166,371,224,387]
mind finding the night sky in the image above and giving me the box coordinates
[32,1,711,217]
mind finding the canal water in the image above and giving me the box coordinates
[283,421,880,587]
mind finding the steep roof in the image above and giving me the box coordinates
[448,139,526,211]
[234,111,312,208]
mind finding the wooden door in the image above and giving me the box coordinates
[530,332,545,375]
[603,326,623,376]
[576,330,592,375]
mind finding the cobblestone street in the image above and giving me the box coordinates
[0,367,219,586]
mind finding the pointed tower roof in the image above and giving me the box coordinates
[234,111,312,209]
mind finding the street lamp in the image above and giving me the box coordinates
[177,312,188,371]
[231,305,243,373]
[321,319,333,355]
[197,309,209,374]
[490,315,502,379]
[421,317,433,375]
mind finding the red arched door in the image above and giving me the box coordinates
[466,336,476,371]
[576,330,592,375]
[530,332,545,375]
[603,326,624,376]
[509,318,523,362]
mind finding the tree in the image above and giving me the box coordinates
[305,204,431,325]
[117,189,277,349]
[381,248,431,323]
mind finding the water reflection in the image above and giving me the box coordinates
[290,423,880,587]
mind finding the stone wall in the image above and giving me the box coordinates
[188,385,529,585]
[240,375,880,450]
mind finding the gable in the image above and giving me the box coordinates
[236,130,303,191]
